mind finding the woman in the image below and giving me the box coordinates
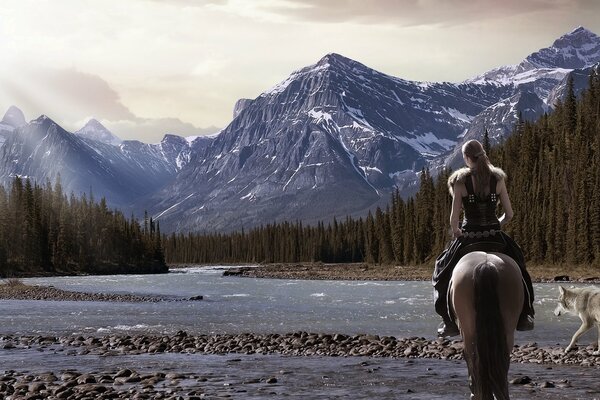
[432,139,534,337]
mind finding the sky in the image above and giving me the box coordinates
[1,0,600,143]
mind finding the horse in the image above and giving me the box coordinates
[449,251,524,400]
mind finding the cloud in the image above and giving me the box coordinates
[252,0,598,26]
[0,64,134,124]
[0,64,217,143]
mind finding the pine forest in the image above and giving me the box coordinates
[0,177,167,277]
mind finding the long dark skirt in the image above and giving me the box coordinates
[432,230,534,319]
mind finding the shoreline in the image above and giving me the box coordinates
[0,281,198,303]
[210,262,600,283]
[2,261,596,304]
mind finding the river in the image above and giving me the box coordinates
[0,266,591,346]
[1,267,598,399]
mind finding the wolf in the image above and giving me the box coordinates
[554,285,600,354]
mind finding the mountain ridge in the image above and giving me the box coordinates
[2,27,600,232]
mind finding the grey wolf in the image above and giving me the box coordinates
[554,285,600,354]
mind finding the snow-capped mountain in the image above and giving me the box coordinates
[0,115,215,207]
[442,26,600,169]
[149,27,600,232]
[75,119,122,145]
[147,53,513,231]
[3,27,599,232]
[0,116,173,205]
[523,26,600,70]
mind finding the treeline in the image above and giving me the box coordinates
[0,177,166,277]
[164,70,600,267]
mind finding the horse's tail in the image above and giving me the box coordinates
[472,262,510,400]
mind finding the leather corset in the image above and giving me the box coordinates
[461,173,500,230]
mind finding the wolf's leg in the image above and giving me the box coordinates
[565,318,592,353]
[595,324,600,356]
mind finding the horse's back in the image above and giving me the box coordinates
[451,251,524,336]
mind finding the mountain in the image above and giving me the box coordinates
[441,26,600,169]
[0,115,218,207]
[523,26,600,70]
[3,28,599,232]
[148,54,514,231]
[0,106,27,147]
[1,106,26,129]
[149,27,600,232]
[75,119,122,145]
[0,116,171,205]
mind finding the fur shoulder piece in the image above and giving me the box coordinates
[447,166,507,195]
[490,166,507,182]
[447,167,470,196]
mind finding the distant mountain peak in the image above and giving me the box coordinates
[31,114,56,126]
[524,26,600,69]
[313,52,371,74]
[316,52,351,66]
[561,26,597,41]
[263,52,374,97]
[467,27,600,85]
[160,133,186,144]
[1,106,27,128]
[76,118,122,145]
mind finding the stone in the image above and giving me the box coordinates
[510,376,532,385]
[27,382,46,392]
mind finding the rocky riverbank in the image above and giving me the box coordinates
[219,262,600,283]
[1,332,599,399]
[0,282,177,303]
[1,331,598,367]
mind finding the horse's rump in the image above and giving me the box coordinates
[450,252,523,400]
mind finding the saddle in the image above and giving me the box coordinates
[457,239,507,258]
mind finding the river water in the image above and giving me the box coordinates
[0,266,592,346]
[1,267,599,399]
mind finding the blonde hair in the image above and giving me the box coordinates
[462,139,492,197]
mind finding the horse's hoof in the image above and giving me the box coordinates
[437,321,460,337]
